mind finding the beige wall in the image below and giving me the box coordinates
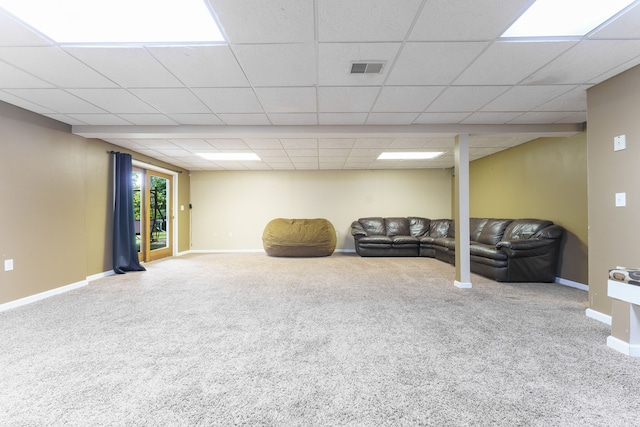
[190,169,452,251]
[587,64,640,318]
[0,102,190,305]
[469,133,588,284]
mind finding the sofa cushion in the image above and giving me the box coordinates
[359,217,385,235]
[470,243,508,260]
[392,236,419,246]
[470,218,489,241]
[502,219,553,240]
[476,219,513,245]
[385,217,410,236]
[429,219,450,238]
[408,217,430,237]
[435,237,455,249]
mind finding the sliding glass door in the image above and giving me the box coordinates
[132,168,173,262]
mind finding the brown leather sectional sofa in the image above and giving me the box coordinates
[350,217,564,282]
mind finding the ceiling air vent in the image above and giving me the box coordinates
[350,62,385,74]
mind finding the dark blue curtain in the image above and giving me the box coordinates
[112,152,145,274]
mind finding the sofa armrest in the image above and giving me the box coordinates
[496,239,557,257]
[351,220,367,237]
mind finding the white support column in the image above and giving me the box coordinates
[454,134,472,289]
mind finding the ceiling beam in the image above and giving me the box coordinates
[73,123,585,140]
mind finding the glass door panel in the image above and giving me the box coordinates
[132,169,144,258]
[146,171,172,261]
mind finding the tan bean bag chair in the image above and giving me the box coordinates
[262,218,336,257]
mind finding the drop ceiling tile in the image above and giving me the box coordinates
[481,85,575,112]
[244,139,284,149]
[349,148,382,158]
[165,114,224,125]
[135,140,179,149]
[66,114,134,125]
[409,0,531,41]
[353,139,392,149]
[426,86,509,112]
[258,154,289,161]
[318,43,401,86]
[42,114,86,125]
[280,139,318,149]
[0,61,53,88]
[318,0,423,42]
[590,3,640,39]
[319,149,351,157]
[523,40,640,85]
[116,114,178,125]
[320,163,346,170]
[156,149,195,157]
[287,149,318,157]
[64,47,183,88]
[268,113,318,125]
[167,139,213,150]
[67,89,158,113]
[0,91,53,114]
[386,42,489,85]
[293,163,319,170]
[0,47,117,87]
[372,86,444,112]
[318,86,380,112]
[455,41,576,85]
[193,88,263,113]
[254,152,288,161]
[232,44,316,87]
[204,138,249,150]
[389,138,437,149]
[0,11,52,46]
[267,162,295,170]
[461,112,523,124]
[147,45,250,87]
[318,113,367,125]
[413,112,471,124]
[534,86,588,112]
[129,88,210,114]
[210,0,314,43]
[217,113,270,125]
[319,139,356,148]
[4,89,107,113]
[366,113,420,124]
[255,87,316,113]
[509,111,572,124]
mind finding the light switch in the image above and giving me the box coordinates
[614,135,626,151]
[4,259,13,271]
[616,192,626,207]
[180,205,184,211]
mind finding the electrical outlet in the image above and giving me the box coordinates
[615,192,626,207]
[614,135,626,151]
[4,259,14,271]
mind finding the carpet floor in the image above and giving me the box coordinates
[1,253,639,426]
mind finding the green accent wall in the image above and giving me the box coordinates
[469,133,588,284]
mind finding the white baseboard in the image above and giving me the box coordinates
[607,335,640,357]
[87,270,115,281]
[0,268,117,312]
[586,308,612,325]
[188,249,265,253]
[454,280,472,289]
[555,277,588,291]
[0,279,88,312]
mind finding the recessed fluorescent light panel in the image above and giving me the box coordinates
[0,0,225,44]
[502,0,636,38]
[377,152,444,160]
[198,153,261,161]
